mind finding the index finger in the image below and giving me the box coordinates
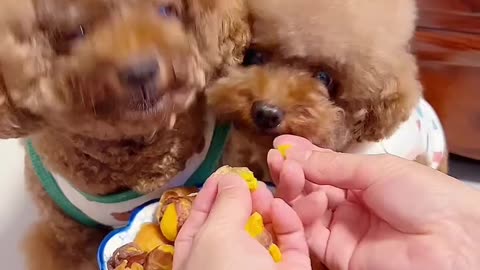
[283,145,445,191]
[251,181,274,224]
[270,199,310,268]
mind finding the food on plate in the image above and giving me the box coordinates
[105,167,281,269]
[144,245,175,270]
[134,224,169,253]
[107,243,147,270]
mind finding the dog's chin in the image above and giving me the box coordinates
[250,123,346,151]
[255,127,281,136]
[124,98,168,120]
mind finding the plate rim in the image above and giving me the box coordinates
[97,199,159,270]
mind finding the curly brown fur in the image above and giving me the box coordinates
[24,158,109,270]
[0,0,249,269]
[208,0,422,181]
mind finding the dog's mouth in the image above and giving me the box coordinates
[65,52,203,121]
[253,125,282,136]
[128,85,164,112]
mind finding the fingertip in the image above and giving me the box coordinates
[271,198,302,231]
[276,159,305,203]
[256,180,269,192]
[217,173,247,187]
[270,199,309,259]
[273,135,312,149]
[189,174,220,214]
[268,149,284,164]
[267,149,284,184]
[207,173,253,228]
[251,181,274,223]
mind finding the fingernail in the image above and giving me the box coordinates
[277,144,292,158]
[285,147,313,162]
[275,144,313,161]
[212,166,258,191]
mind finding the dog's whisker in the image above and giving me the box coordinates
[78,82,87,109]
[90,94,97,116]
[169,113,177,129]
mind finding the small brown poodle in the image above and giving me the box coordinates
[207,0,448,182]
[0,0,249,269]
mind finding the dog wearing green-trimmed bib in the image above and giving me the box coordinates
[0,0,250,269]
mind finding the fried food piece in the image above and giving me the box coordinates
[157,188,197,242]
[160,203,179,242]
[144,245,175,270]
[114,261,145,270]
[108,243,147,270]
[134,223,169,252]
[158,187,199,206]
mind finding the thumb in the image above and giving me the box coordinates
[205,174,252,228]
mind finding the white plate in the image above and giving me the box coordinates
[97,201,159,270]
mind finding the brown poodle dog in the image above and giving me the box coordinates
[208,0,448,182]
[0,0,249,269]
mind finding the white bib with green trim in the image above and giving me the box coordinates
[29,113,230,228]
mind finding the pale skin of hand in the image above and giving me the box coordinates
[172,173,312,270]
[267,135,480,270]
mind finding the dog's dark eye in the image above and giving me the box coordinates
[158,5,178,17]
[63,25,86,42]
[313,71,337,96]
[314,71,332,87]
[52,25,86,54]
[242,49,265,66]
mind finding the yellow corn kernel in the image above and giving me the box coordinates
[238,170,258,191]
[134,223,167,252]
[215,166,258,191]
[160,203,179,242]
[277,144,292,158]
[268,244,282,263]
[245,212,265,238]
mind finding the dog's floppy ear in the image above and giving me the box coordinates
[343,51,421,142]
[0,40,44,139]
[0,80,42,139]
[0,0,44,138]
[186,0,251,72]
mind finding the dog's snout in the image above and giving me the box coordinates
[251,101,284,130]
[118,57,159,88]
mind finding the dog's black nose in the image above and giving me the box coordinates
[118,57,159,88]
[251,101,284,130]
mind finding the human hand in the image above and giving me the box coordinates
[268,135,480,270]
[172,173,311,270]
